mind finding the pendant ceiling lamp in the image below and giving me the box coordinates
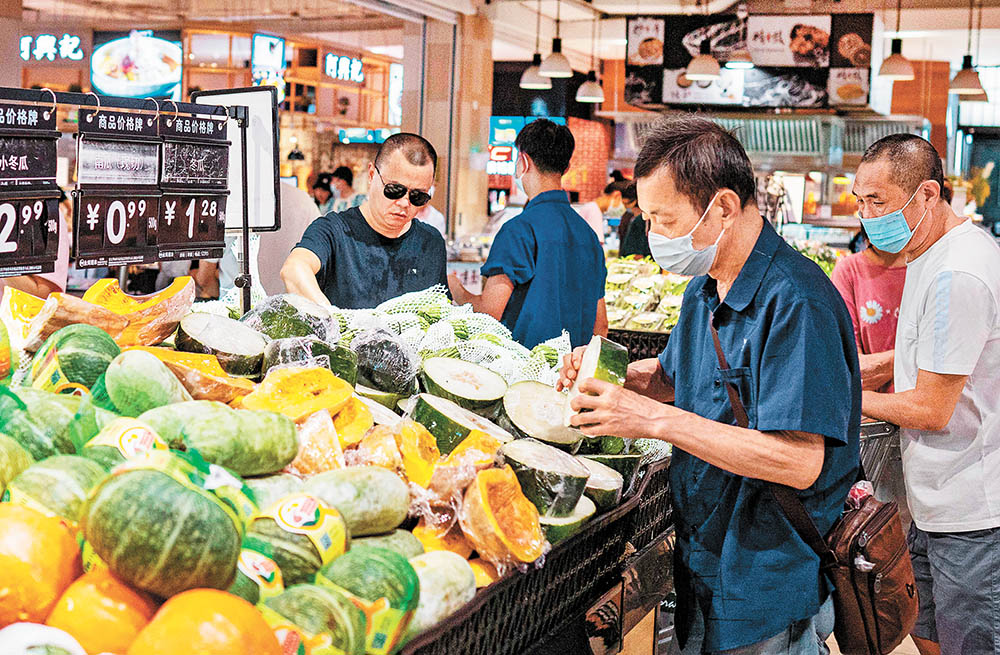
[686,0,720,81]
[520,0,552,89]
[576,16,605,103]
[540,0,573,78]
[725,4,754,70]
[950,0,984,94]
[879,0,914,80]
[961,1,989,102]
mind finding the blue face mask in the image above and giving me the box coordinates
[647,193,722,277]
[859,185,929,254]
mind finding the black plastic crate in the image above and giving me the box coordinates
[608,329,671,362]
[623,458,673,554]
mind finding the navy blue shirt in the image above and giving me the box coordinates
[481,190,606,349]
[296,207,448,309]
[658,221,860,651]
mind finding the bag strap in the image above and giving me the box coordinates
[709,318,836,567]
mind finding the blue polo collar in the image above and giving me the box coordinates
[525,189,572,210]
[698,220,782,314]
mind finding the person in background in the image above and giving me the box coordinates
[616,182,639,247]
[447,118,607,349]
[332,165,366,213]
[312,173,335,215]
[620,188,652,259]
[575,193,606,243]
[858,134,1000,655]
[281,133,446,309]
[415,188,447,239]
[257,183,321,295]
[2,189,71,297]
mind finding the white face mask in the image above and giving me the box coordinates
[514,156,526,195]
[647,192,723,277]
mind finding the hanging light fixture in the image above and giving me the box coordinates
[576,15,605,103]
[540,0,573,78]
[725,4,754,70]
[950,0,984,94]
[879,0,914,80]
[961,1,989,102]
[520,0,552,90]
[686,0,720,81]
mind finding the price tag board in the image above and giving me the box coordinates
[72,192,160,268]
[0,194,60,277]
[161,141,229,188]
[78,108,158,139]
[157,192,226,261]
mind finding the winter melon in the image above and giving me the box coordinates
[0,388,80,460]
[353,529,425,559]
[498,438,590,518]
[182,407,298,477]
[228,536,285,605]
[262,336,358,386]
[304,466,409,537]
[29,324,121,394]
[241,294,336,342]
[539,495,596,544]
[406,551,476,638]
[419,357,508,417]
[135,400,225,448]
[3,455,107,523]
[409,393,512,455]
[0,434,33,496]
[245,474,303,511]
[500,381,583,452]
[262,584,366,655]
[175,312,268,379]
[577,455,624,511]
[563,335,629,427]
[104,350,193,417]
[81,417,168,470]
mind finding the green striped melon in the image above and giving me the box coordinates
[245,474,304,511]
[263,584,367,655]
[563,335,629,427]
[29,324,121,393]
[303,466,410,537]
[406,551,476,639]
[82,466,242,598]
[354,530,425,559]
[0,433,33,497]
[0,388,80,460]
[104,350,193,417]
[228,535,286,605]
[3,455,107,523]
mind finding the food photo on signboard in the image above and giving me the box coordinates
[91,29,183,100]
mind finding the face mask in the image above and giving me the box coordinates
[647,192,723,277]
[859,184,929,254]
[606,202,626,219]
[514,158,526,195]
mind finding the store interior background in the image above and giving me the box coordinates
[4,0,1000,250]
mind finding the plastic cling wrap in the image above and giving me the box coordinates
[351,328,420,395]
[239,293,338,343]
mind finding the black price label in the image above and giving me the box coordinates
[157,193,227,261]
[0,196,60,277]
[73,194,159,268]
[78,109,158,139]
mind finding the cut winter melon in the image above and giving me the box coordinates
[539,495,596,544]
[410,393,513,455]
[175,312,268,379]
[577,456,624,511]
[563,336,629,427]
[583,453,643,493]
[500,381,582,452]
[498,438,590,518]
[356,383,407,411]
[419,357,507,417]
[356,394,403,427]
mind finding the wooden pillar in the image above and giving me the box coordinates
[890,61,951,157]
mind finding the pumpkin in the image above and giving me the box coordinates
[441,430,503,470]
[46,568,158,654]
[354,425,404,474]
[240,367,352,422]
[458,465,546,567]
[285,410,344,477]
[125,346,255,403]
[394,420,439,488]
[412,518,473,559]
[332,397,374,448]
[0,504,82,627]
[468,558,500,588]
[127,589,281,655]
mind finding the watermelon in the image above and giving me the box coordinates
[263,336,358,386]
[539,495,596,544]
[241,294,336,342]
[81,417,168,470]
[354,529,425,559]
[82,465,242,598]
[4,455,107,522]
[409,393,513,455]
[263,584,367,655]
[406,551,476,639]
[577,456,624,511]
[498,438,590,518]
[175,312,268,379]
[182,407,298,477]
[228,536,285,605]
[563,335,629,427]
[351,329,419,395]
[317,546,420,654]
[245,474,304,511]
[499,381,583,452]
[583,453,643,492]
[104,350,193,417]
[0,388,79,460]
[419,358,508,418]
[0,434,33,496]
[304,466,410,537]
[28,324,121,394]
[247,494,350,585]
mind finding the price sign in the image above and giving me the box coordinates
[0,195,60,277]
[73,192,159,268]
[157,192,226,260]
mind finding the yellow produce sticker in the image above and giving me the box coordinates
[314,575,415,655]
[2,485,60,520]
[85,418,168,459]
[78,537,109,574]
[260,494,348,565]
[237,540,285,602]
[258,603,346,655]
[28,342,89,395]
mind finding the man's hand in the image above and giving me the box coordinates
[556,346,587,392]
[566,378,674,439]
[859,350,894,391]
[280,248,331,307]
[447,272,470,306]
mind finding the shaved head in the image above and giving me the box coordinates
[860,134,943,195]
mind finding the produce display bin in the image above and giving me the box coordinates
[608,329,671,362]
[401,456,673,655]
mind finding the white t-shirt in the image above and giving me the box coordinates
[895,220,1000,532]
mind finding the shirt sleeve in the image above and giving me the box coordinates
[830,258,862,349]
[756,299,854,445]
[916,270,996,376]
[295,217,334,281]
[481,220,536,286]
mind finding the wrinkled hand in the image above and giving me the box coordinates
[556,346,588,392]
[566,378,673,440]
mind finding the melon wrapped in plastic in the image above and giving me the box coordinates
[285,409,345,477]
[0,388,81,461]
[458,465,548,574]
[82,276,195,347]
[245,474,303,511]
[261,584,366,655]
[333,397,374,448]
[125,346,256,403]
[4,455,108,523]
[241,294,338,342]
[0,434,33,497]
[350,328,420,395]
[240,366,353,423]
[262,336,358,386]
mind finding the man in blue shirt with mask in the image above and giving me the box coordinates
[448,119,607,349]
[561,116,860,655]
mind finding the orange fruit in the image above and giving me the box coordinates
[47,568,158,654]
[0,504,82,627]
[127,589,281,655]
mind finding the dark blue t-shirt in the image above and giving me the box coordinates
[295,207,447,309]
[481,190,606,349]
[658,221,861,652]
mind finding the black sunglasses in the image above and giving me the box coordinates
[374,165,432,207]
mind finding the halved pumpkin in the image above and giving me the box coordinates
[241,367,352,422]
[394,421,440,488]
[459,465,546,566]
[355,425,404,474]
[286,410,345,476]
[412,519,472,559]
[126,346,255,403]
[467,558,500,588]
[332,397,374,448]
[441,430,502,471]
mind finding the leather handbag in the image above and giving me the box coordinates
[709,322,919,654]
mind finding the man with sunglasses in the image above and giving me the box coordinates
[281,133,447,308]
[858,134,1000,655]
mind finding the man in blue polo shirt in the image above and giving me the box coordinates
[447,119,607,348]
[561,116,860,654]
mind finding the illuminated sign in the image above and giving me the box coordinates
[20,33,85,62]
[487,147,517,176]
[324,54,364,83]
[388,63,403,126]
[489,146,513,162]
[251,34,286,104]
[338,128,399,144]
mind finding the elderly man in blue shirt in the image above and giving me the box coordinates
[561,116,861,655]
[448,118,607,349]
